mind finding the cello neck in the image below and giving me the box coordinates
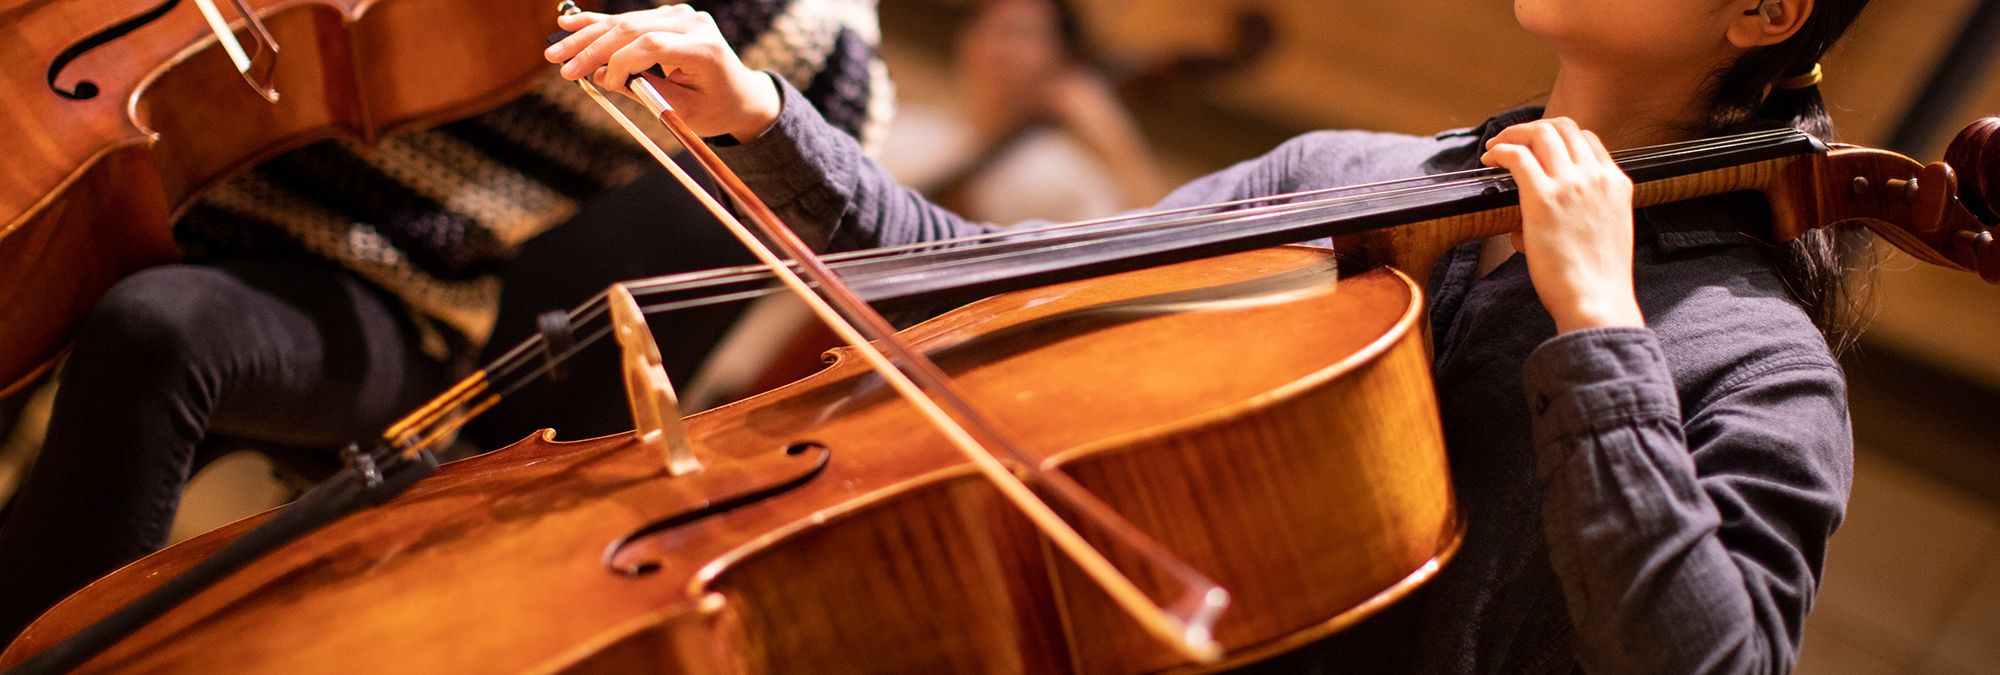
[865,128,1829,309]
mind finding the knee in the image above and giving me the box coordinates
[72,266,242,368]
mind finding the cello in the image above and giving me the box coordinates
[6,86,1999,671]
[7,1,2000,670]
[0,0,577,397]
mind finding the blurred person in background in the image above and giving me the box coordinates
[884,0,1167,223]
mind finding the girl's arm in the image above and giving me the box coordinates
[1489,119,1846,673]
[1524,324,1846,674]
[544,7,1293,252]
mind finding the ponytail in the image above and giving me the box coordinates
[1700,0,1875,354]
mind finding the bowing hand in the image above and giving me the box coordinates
[545,5,782,142]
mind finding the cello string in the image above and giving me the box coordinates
[560,126,1800,345]
[613,128,1802,297]
[608,127,1807,307]
[896,131,1808,278]
[609,127,1798,298]
[743,127,1800,262]
[393,128,1811,445]
[751,128,1799,263]
[482,128,1809,404]
[454,132,1816,447]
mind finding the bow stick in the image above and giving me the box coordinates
[552,1,1230,661]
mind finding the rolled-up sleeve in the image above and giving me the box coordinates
[715,75,1000,251]
[715,76,1345,254]
[1522,327,1850,674]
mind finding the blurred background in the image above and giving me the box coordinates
[3,0,1996,671]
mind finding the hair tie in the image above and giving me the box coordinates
[1776,63,1824,90]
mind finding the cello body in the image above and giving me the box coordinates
[0,0,565,395]
[1,246,1461,673]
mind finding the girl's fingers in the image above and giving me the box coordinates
[556,3,690,32]
[1525,122,1575,176]
[1483,143,1553,192]
[1546,117,1598,167]
[603,33,687,93]
[1484,121,1554,151]
[565,21,660,80]
[1586,130,1615,165]
[1483,122,1575,177]
[548,17,614,68]
[555,10,606,31]
[551,7,709,76]
[1487,118,1619,175]
[1564,126,1629,195]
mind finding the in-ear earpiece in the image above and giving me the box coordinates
[1749,0,1780,22]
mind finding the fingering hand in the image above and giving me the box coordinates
[1480,117,1646,333]
[545,5,782,141]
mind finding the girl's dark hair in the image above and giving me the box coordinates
[1702,0,1875,354]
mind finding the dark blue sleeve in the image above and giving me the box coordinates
[1522,327,1850,674]
[714,75,1316,252]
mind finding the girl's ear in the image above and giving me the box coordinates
[1728,0,1815,48]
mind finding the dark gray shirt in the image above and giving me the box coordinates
[718,79,1851,674]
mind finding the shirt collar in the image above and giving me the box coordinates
[1423,106,1546,174]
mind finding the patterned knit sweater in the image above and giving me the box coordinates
[173,0,893,362]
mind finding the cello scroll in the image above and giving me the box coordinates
[1799,117,2000,281]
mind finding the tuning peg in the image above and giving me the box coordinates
[1978,229,2000,282]
[1943,117,2000,224]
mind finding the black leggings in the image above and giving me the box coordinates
[0,258,450,638]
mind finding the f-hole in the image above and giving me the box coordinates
[47,0,182,100]
[605,442,830,577]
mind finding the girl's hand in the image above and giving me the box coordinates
[545,5,781,141]
[1480,117,1646,333]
